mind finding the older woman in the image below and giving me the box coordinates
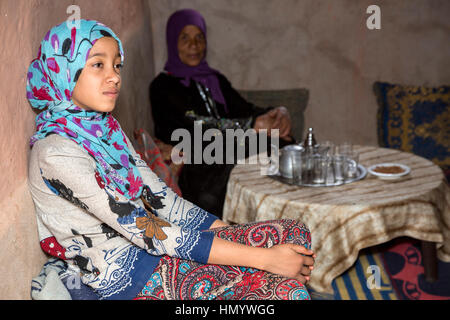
[150,9,293,217]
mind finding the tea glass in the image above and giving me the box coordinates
[333,155,346,183]
[344,151,359,180]
[301,153,314,184]
[337,142,353,157]
[290,152,303,184]
[325,156,336,186]
[321,141,336,156]
[313,155,328,184]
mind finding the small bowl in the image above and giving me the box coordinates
[368,163,411,180]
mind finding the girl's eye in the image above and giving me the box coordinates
[115,63,123,70]
[93,62,103,68]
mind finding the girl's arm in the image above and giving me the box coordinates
[208,236,315,285]
[208,219,229,229]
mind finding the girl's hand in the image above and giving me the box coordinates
[261,244,315,284]
[207,238,315,285]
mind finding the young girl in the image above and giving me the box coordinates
[27,19,314,300]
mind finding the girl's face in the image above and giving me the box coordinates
[71,37,122,112]
[177,25,206,67]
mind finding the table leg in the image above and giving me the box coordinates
[421,240,438,282]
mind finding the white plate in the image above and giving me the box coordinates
[368,163,411,180]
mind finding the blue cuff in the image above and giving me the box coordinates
[189,230,215,265]
[198,212,220,231]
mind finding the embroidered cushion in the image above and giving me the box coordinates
[133,128,182,196]
[373,82,450,181]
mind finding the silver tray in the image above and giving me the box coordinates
[268,164,367,187]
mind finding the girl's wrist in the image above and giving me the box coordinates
[252,247,271,272]
[209,219,229,229]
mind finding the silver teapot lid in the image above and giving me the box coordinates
[303,127,318,148]
[282,144,304,153]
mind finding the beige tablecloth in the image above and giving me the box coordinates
[223,146,450,293]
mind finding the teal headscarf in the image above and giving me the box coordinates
[26,20,143,200]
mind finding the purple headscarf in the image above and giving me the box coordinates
[164,9,227,112]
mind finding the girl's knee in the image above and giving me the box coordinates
[279,219,311,248]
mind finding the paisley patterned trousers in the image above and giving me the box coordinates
[134,219,311,300]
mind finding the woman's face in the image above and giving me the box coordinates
[177,25,206,67]
[71,37,122,112]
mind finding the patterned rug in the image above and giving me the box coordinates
[310,238,450,300]
[380,238,450,300]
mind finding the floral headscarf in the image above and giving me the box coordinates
[26,20,143,200]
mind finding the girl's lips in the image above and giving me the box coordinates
[103,90,119,98]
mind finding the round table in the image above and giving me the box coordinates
[222,145,450,293]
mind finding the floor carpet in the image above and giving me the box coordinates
[309,237,450,300]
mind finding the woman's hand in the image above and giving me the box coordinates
[253,106,292,140]
[261,244,315,285]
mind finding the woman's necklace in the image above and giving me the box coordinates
[196,81,220,119]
